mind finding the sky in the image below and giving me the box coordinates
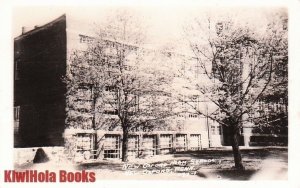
[12,6,284,54]
[12,6,187,43]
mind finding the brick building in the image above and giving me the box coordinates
[14,14,287,162]
[14,15,67,147]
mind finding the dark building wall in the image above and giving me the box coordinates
[14,15,67,147]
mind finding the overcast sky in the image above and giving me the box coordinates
[12,6,285,54]
[13,6,188,42]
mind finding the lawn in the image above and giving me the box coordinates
[75,147,288,180]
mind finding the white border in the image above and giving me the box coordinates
[1,0,300,187]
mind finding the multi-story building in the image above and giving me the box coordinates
[14,15,67,147]
[14,14,286,162]
[211,26,288,147]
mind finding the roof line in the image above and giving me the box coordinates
[14,14,66,41]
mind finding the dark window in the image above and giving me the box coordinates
[14,106,20,133]
[79,34,93,43]
[15,60,20,80]
[14,106,20,121]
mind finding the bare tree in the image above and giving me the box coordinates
[182,10,287,170]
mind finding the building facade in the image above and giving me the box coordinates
[14,14,287,162]
[14,15,67,147]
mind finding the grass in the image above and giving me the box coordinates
[15,147,288,180]
[76,147,288,180]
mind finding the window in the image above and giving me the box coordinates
[14,106,20,121]
[177,114,185,118]
[274,102,280,111]
[14,106,20,133]
[189,114,198,118]
[103,98,118,115]
[124,65,133,71]
[74,133,96,160]
[79,34,93,43]
[211,126,221,135]
[211,126,215,134]
[141,135,157,156]
[76,133,94,151]
[105,86,117,92]
[160,134,173,154]
[128,135,139,158]
[217,126,222,135]
[15,60,20,80]
[104,109,118,115]
[280,98,284,104]
[176,134,187,151]
[191,95,198,101]
[216,22,224,35]
[257,100,264,111]
[76,88,92,100]
[104,134,120,159]
[190,134,201,150]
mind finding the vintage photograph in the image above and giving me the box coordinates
[12,5,288,180]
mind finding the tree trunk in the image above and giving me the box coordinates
[121,127,129,162]
[91,87,97,159]
[231,126,244,170]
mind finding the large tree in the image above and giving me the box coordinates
[182,10,287,169]
[65,10,175,162]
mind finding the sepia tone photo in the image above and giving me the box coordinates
[13,6,288,180]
